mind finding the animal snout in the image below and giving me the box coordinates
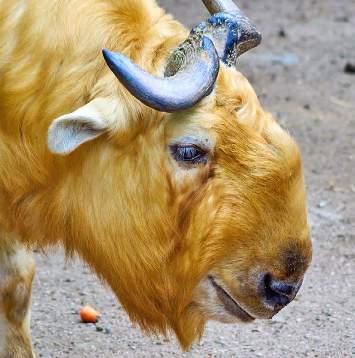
[258,273,302,311]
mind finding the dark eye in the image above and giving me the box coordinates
[170,144,207,164]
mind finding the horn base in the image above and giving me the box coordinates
[192,12,261,67]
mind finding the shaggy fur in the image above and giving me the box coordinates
[0,0,312,354]
[0,232,35,357]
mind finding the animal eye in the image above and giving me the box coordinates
[170,144,207,164]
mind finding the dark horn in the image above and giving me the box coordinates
[198,0,262,66]
[102,35,219,113]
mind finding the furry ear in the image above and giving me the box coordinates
[48,98,115,154]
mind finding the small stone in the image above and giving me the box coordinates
[317,200,327,208]
[278,29,286,37]
[344,62,355,74]
[303,104,311,110]
[272,315,286,323]
[335,16,349,22]
[96,325,104,332]
[214,340,224,346]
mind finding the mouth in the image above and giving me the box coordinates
[208,276,255,322]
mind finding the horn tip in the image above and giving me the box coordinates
[102,48,112,62]
[102,48,128,73]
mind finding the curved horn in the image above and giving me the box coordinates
[198,0,262,66]
[102,35,219,113]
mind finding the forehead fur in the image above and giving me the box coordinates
[211,65,303,185]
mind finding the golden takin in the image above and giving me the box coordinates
[0,0,312,356]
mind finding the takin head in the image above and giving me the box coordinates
[46,0,312,349]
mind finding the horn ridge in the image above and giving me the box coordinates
[202,0,241,14]
[198,0,262,66]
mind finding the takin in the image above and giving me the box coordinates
[0,0,312,356]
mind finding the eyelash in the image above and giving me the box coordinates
[170,144,207,165]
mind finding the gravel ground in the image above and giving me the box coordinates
[31,0,355,357]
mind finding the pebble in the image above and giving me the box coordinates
[317,200,327,208]
[272,315,286,323]
[213,340,225,346]
[278,28,287,37]
[96,325,104,332]
[335,16,349,22]
[344,62,355,74]
[104,328,112,335]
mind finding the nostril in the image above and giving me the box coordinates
[263,273,272,295]
[263,274,288,304]
[270,280,297,298]
[261,273,299,310]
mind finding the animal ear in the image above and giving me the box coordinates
[48,98,113,155]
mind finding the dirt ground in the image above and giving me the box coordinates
[31,1,355,357]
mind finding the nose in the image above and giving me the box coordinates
[259,273,302,311]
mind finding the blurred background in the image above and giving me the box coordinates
[32,1,354,357]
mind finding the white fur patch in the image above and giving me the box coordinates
[196,278,240,324]
[8,1,26,23]
[48,97,121,155]
[48,110,106,154]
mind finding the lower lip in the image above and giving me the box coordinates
[208,276,255,322]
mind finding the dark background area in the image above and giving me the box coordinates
[32,1,354,357]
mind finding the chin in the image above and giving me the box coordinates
[193,275,257,324]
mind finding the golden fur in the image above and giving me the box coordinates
[0,0,312,353]
[0,232,35,357]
